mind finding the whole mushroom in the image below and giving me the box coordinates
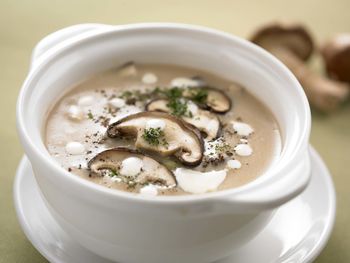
[251,22,349,112]
[321,34,350,84]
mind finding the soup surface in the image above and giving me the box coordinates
[45,63,281,196]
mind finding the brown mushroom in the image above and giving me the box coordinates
[251,22,314,60]
[145,99,221,140]
[321,34,350,83]
[107,112,204,166]
[183,87,231,113]
[88,147,176,187]
[251,21,349,112]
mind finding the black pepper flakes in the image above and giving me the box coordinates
[100,117,111,128]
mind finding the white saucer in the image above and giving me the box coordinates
[14,146,335,263]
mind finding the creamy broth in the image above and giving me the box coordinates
[45,63,281,196]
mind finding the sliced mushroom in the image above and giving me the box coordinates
[107,112,204,166]
[88,147,176,186]
[183,87,231,113]
[145,99,221,140]
[205,87,232,113]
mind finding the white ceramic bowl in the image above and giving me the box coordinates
[17,23,311,263]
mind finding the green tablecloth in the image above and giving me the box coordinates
[1,0,349,262]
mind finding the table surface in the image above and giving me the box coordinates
[1,0,349,262]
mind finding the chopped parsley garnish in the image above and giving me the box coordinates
[87,111,94,120]
[109,169,119,177]
[134,90,151,101]
[142,127,168,147]
[164,87,183,99]
[158,87,194,117]
[214,141,232,153]
[119,90,151,103]
[150,87,163,96]
[101,169,119,178]
[167,98,189,117]
[189,88,208,104]
[120,91,133,98]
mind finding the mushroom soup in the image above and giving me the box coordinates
[45,63,282,196]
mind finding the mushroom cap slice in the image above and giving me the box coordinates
[145,99,221,140]
[321,34,350,83]
[107,112,204,166]
[145,99,170,112]
[204,87,232,113]
[88,147,176,186]
[250,22,314,61]
[183,87,231,113]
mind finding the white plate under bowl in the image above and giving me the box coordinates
[13,146,335,263]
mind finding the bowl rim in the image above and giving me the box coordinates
[16,22,311,205]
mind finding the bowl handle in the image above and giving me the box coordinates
[30,23,112,69]
[212,147,312,213]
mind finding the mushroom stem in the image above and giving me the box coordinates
[271,48,349,112]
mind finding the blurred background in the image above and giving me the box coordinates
[1,0,349,262]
